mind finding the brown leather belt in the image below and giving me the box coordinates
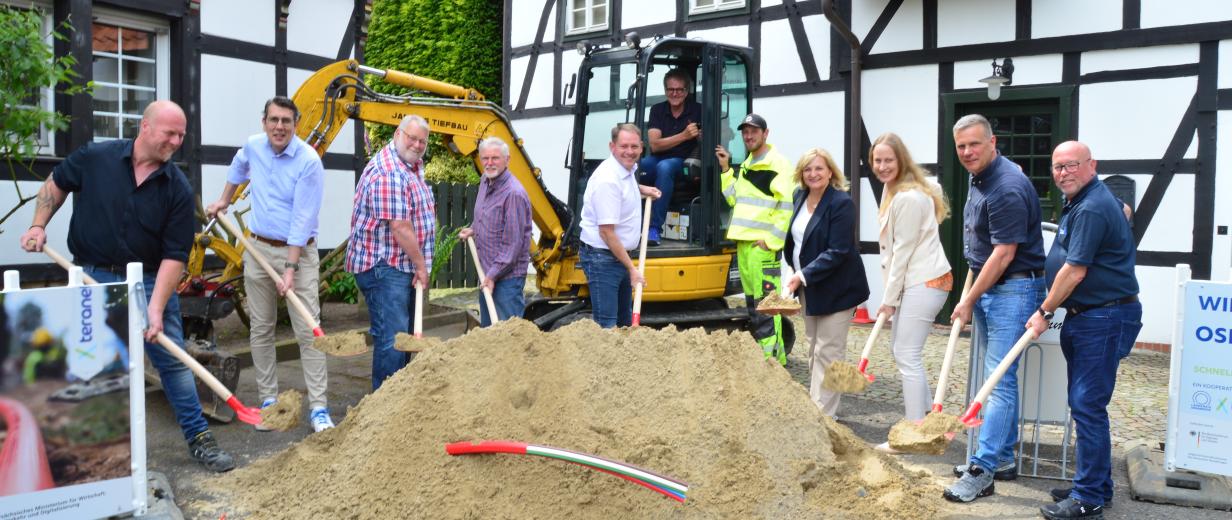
[251,234,314,248]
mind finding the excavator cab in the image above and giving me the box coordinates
[566,37,755,303]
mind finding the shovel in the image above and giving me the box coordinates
[931,269,975,413]
[756,265,801,316]
[215,217,366,357]
[632,196,652,327]
[465,236,501,323]
[394,282,443,353]
[958,328,1040,427]
[41,245,263,426]
[822,311,888,393]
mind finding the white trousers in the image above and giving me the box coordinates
[889,283,949,421]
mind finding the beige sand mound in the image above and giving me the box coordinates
[822,359,871,393]
[204,319,945,519]
[259,389,303,432]
[394,332,445,352]
[314,330,369,357]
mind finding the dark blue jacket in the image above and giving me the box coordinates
[782,186,870,316]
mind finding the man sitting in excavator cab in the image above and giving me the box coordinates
[638,68,702,247]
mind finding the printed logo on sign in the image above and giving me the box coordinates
[1218,397,1229,414]
[1191,391,1212,412]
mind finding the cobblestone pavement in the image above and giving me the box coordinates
[780,316,1171,448]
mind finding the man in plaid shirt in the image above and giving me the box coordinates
[346,114,436,390]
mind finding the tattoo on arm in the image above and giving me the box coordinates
[36,180,65,213]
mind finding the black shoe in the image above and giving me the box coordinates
[952,461,1017,480]
[1050,488,1112,509]
[188,430,236,473]
[1041,497,1104,519]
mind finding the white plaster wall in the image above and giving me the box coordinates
[856,0,923,54]
[953,54,1062,90]
[801,15,832,80]
[287,67,356,156]
[759,19,806,85]
[1212,111,1232,282]
[861,253,884,310]
[1138,174,1194,252]
[687,25,747,48]
[1220,40,1232,89]
[937,0,1014,48]
[1183,132,1198,160]
[753,91,846,168]
[852,0,891,45]
[511,0,556,48]
[1135,265,1180,343]
[560,50,584,106]
[1079,77,1196,160]
[861,65,939,163]
[508,53,556,110]
[201,55,276,147]
[622,0,674,30]
[0,182,70,267]
[317,170,356,249]
[857,181,880,244]
[1141,0,1232,29]
[1031,0,1121,39]
[510,114,576,202]
[200,0,274,46]
[287,0,353,59]
[1082,44,1199,73]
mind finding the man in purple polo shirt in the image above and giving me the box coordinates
[458,137,532,326]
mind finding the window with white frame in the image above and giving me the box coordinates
[90,10,169,142]
[566,0,608,35]
[690,0,745,15]
[2,1,56,154]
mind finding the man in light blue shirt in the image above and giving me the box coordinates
[206,96,333,432]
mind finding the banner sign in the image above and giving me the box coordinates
[1167,273,1232,477]
[0,278,145,519]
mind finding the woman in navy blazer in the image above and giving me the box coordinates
[783,148,870,417]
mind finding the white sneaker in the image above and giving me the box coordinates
[309,407,335,432]
[254,397,277,432]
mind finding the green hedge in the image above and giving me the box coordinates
[364,0,502,185]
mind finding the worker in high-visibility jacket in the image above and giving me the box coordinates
[715,113,797,364]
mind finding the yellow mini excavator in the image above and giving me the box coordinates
[292,35,793,349]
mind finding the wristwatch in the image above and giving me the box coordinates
[1037,307,1055,320]
[283,261,299,270]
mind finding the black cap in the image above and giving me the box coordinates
[737,113,767,130]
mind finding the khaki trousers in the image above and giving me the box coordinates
[800,293,854,418]
[244,239,328,409]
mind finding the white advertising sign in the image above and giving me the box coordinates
[1166,273,1232,477]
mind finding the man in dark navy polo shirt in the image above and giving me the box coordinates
[20,100,236,473]
[1027,141,1141,520]
[945,114,1046,503]
[639,68,702,246]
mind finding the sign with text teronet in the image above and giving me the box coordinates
[1167,274,1232,477]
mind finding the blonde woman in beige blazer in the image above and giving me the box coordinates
[871,133,953,453]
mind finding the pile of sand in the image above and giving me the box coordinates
[259,389,303,432]
[203,320,945,518]
[887,412,965,455]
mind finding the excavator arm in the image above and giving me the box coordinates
[291,60,582,296]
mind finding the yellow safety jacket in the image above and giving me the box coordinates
[721,144,796,250]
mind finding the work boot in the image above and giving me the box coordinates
[1040,497,1104,519]
[188,431,235,473]
[953,460,1017,480]
[1051,488,1112,509]
[942,464,994,503]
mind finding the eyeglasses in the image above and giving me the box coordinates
[264,116,295,127]
[1051,159,1088,174]
[397,129,428,146]
[665,87,687,94]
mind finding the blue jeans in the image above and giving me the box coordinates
[354,262,415,391]
[1060,301,1142,507]
[88,268,208,442]
[970,276,1045,472]
[579,245,631,328]
[479,276,525,327]
[638,155,683,232]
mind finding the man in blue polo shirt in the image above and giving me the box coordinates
[20,100,235,472]
[945,114,1046,503]
[1027,141,1141,520]
[639,69,701,246]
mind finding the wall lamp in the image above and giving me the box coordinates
[979,58,1014,100]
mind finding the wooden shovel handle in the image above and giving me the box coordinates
[932,269,975,411]
[215,217,322,336]
[414,283,424,338]
[969,328,1038,408]
[859,311,889,360]
[632,196,652,323]
[466,237,500,322]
